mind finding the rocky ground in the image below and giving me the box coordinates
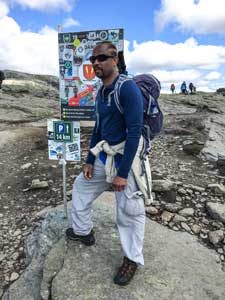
[0,71,225,298]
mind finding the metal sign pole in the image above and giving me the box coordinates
[58,142,67,219]
[58,24,62,121]
[54,120,74,219]
[57,24,68,219]
[62,142,67,219]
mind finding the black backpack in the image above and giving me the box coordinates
[114,74,163,151]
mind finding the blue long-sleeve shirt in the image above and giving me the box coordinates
[86,76,143,179]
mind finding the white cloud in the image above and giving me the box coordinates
[155,0,225,34]
[5,0,73,11]
[124,38,225,92]
[124,38,225,72]
[196,86,214,92]
[0,1,77,75]
[149,69,201,93]
[0,1,9,18]
[152,69,201,83]
[63,17,80,28]
[205,71,221,80]
[152,69,204,92]
[0,12,224,92]
[0,16,58,75]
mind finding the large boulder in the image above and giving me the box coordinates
[182,140,204,155]
[3,193,225,300]
[201,115,225,161]
[216,88,225,96]
[152,179,177,192]
[206,202,225,224]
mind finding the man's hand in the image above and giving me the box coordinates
[83,164,93,180]
[112,176,127,192]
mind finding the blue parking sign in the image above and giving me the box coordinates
[57,124,65,134]
[54,121,72,142]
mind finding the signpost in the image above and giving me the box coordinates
[47,119,80,218]
[58,28,124,120]
[60,143,68,219]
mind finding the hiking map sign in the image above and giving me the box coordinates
[58,29,124,121]
[47,119,80,161]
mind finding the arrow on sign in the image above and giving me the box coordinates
[66,124,70,133]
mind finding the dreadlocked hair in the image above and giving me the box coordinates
[95,41,118,57]
[94,41,127,74]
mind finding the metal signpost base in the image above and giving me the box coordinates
[58,142,68,219]
[63,142,68,219]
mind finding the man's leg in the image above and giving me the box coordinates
[68,157,110,241]
[114,171,145,285]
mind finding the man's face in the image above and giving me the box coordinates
[91,44,118,79]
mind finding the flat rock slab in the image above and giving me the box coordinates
[3,193,225,300]
[50,194,225,300]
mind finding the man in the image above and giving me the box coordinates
[189,82,194,94]
[181,81,187,94]
[66,41,145,286]
[170,83,175,94]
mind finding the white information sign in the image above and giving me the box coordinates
[47,119,80,161]
[58,28,124,120]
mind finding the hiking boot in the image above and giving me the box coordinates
[114,256,138,286]
[65,227,95,246]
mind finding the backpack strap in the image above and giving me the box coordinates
[114,74,131,114]
[95,84,104,133]
[95,75,129,132]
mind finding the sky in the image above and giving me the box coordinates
[0,0,225,92]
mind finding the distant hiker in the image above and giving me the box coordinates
[0,70,5,89]
[0,70,5,97]
[181,81,188,94]
[189,82,194,94]
[170,83,175,94]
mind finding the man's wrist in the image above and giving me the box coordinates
[86,151,95,165]
[117,169,129,179]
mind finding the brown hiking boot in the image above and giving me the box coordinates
[114,256,138,286]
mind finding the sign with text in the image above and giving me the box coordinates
[54,121,73,142]
[48,119,80,161]
[58,28,124,121]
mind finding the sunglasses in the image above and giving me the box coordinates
[89,54,116,64]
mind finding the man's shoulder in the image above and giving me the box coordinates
[117,76,142,109]
[117,75,133,85]
[118,76,141,97]
[117,76,138,90]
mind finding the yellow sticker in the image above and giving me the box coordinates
[73,39,80,47]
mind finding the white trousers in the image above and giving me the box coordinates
[71,157,145,265]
